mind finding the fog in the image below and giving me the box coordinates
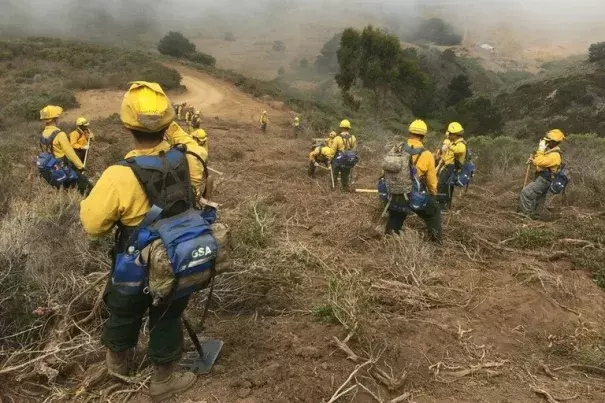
[2,0,605,52]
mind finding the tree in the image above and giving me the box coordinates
[335,26,427,119]
[411,18,462,46]
[446,75,473,106]
[445,96,504,135]
[315,32,343,74]
[589,42,605,62]
[272,40,286,52]
[157,31,196,58]
[299,58,309,68]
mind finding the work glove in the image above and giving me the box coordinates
[82,145,90,150]
[538,138,547,152]
[526,157,533,165]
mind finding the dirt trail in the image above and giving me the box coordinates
[63,63,288,125]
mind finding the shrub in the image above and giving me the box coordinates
[272,40,286,52]
[224,32,236,42]
[186,51,216,67]
[588,42,605,62]
[157,31,196,58]
[412,18,462,46]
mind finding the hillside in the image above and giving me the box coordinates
[1,37,605,403]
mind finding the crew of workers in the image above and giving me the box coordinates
[35,81,567,402]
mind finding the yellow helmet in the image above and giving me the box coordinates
[295,117,300,121]
[322,146,336,160]
[446,121,464,135]
[409,119,428,136]
[76,117,89,127]
[120,81,174,133]
[545,129,565,143]
[195,110,200,115]
[329,131,337,138]
[339,119,351,129]
[39,105,63,121]
[263,110,267,115]
[192,129,207,141]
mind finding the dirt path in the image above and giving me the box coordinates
[63,63,288,125]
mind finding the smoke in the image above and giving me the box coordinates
[1,0,604,52]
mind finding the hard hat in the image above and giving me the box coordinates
[120,81,174,133]
[192,129,207,141]
[329,131,337,138]
[339,119,351,129]
[446,122,464,135]
[545,129,565,142]
[195,110,200,115]
[409,119,428,136]
[39,105,63,121]
[322,146,335,159]
[295,116,299,121]
[263,110,267,114]
[76,117,89,127]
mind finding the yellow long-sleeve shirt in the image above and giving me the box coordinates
[533,147,562,173]
[393,138,438,196]
[80,140,206,237]
[69,128,93,150]
[330,131,357,153]
[42,125,84,170]
[309,146,335,162]
[260,115,268,124]
[442,138,466,166]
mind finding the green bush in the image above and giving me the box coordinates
[157,31,196,58]
[589,42,605,62]
[411,18,462,46]
[2,89,78,121]
[186,51,216,67]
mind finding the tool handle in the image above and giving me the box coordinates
[355,189,379,193]
[183,317,204,358]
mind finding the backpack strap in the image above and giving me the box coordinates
[39,129,62,154]
[117,146,193,223]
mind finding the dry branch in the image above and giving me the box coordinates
[530,385,578,403]
[326,360,372,403]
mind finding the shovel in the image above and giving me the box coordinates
[180,276,223,375]
[83,137,92,168]
[181,317,223,375]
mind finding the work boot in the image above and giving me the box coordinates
[149,363,197,403]
[106,349,128,377]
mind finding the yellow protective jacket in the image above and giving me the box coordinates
[80,140,206,237]
[442,138,466,166]
[260,115,268,125]
[166,122,209,165]
[190,129,209,153]
[185,111,193,124]
[69,128,93,150]
[393,138,438,196]
[309,146,335,162]
[533,147,562,174]
[176,105,184,120]
[42,125,84,170]
[330,131,357,153]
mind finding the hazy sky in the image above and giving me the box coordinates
[1,0,604,46]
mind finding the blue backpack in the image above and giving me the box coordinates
[37,129,79,186]
[454,143,475,188]
[111,146,218,303]
[333,134,359,168]
[549,164,570,194]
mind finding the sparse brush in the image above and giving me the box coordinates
[234,196,276,249]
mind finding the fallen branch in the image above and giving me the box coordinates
[541,363,559,380]
[332,336,361,363]
[554,364,605,377]
[326,360,372,403]
[530,385,578,403]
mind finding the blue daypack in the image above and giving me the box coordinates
[37,129,79,186]
[111,146,218,303]
[454,144,475,188]
[549,164,570,194]
[333,150,359,168]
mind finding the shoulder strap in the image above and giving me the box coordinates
[40,129,62,153]
[185,150,209,182]
[117,146,193,222]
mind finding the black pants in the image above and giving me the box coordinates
[386,196,442,243]
[102,279,190,364]
[332,166,351,190]
[437,165,455,210]
[75,149,87,164]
